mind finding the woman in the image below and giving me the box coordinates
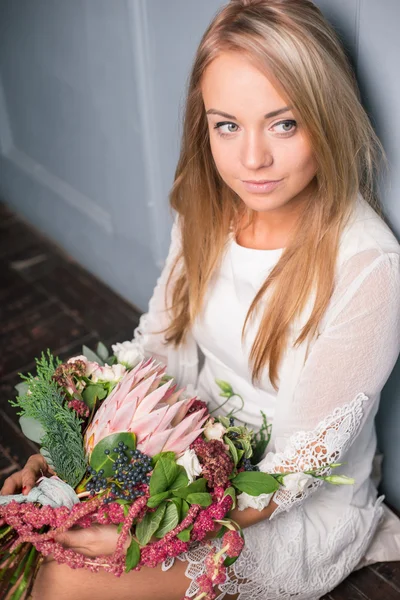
[2,1,400,598]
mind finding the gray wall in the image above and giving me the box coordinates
[314,0,400,514]
[0,0,223,309]
[0,0,399,508]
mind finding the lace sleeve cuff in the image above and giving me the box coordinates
[257,392,370,519]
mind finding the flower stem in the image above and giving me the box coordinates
[10,545,38,600]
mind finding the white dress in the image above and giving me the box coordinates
[133,193,400,599]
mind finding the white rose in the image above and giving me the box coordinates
[281,472,314,493]
[91,363,126,383]
[203,419,226,441]
[176,448,203,484]
[237,491,274,511]
[111,341,145,368]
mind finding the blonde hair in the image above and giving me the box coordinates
[164,0,387,389]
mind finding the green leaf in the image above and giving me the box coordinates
[177,524,193,542]
[218,416,231,428]
[224,555,240,567]
[172,478,207,499]
[170,497,183,520]
[136,503,167,546]
[19,415,46,444]
[224,436,239,466]
[89,432,136,477]
[117,523,123,534]
[223,486,236,509]
[215,380,233,395]
[82,384,107,410]
[82,345,104,366]
[125,538,141,572]
[96,342,109,362]
[155,502,179,538]
[149,458,179,496]
[105,355,117,366]
[237,449,244,462]
[186,492,212,506]
[251,439,269,465]
[232,471,279,496]
[170,466,189,490]
[147,492,171,508]
[151,451,176,468]
[243,440,253,459]
[181,500,189,520]
[123,505,129,518]
[215,525,228,539]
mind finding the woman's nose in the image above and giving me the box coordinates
[240,131,273,171]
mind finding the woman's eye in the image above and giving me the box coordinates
[273,119,297,135]
[214,122,239,137]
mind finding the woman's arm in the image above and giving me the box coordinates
[236,250,400,522]
[131,213,183,365]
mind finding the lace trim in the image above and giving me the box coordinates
[260,392,369,519]
[163,496,384,599]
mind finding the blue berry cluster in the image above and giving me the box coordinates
[86,468,107,494]
[85,441,153,504]
[243,457,260,472]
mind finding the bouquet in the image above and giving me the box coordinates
[0,341,354,600]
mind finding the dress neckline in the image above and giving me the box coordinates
[228,230,284,258]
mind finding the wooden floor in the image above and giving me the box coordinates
[1,202,399,599]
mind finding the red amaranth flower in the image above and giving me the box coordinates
[191,438,234,488]
[67,399,90,418]
[191,494,233,542]
[222,530,244,558]
[196,574,217,599]
[205,550,227,584]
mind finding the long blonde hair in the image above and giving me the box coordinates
[164,0,387,390]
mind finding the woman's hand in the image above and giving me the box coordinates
[0,453,55,496]
[54,524,130,558]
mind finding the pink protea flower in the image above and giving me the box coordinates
[84,358,209,457]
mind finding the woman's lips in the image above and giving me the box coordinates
[241,179,283,194]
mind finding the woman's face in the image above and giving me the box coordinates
[201,51,318,217]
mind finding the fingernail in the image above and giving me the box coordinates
[22,486,27,493]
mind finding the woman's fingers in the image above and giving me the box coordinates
[0,454,51,496]
[0,470,24,496]
[54,525,129,558]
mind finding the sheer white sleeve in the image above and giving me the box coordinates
[131,215,183,365]
[257,250,400,519]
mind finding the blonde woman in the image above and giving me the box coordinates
[3,0,400,598]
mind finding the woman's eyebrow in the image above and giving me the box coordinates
[205,106,293,120]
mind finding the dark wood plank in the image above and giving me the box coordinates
[371,562,400,593]
[0,220,39,259]
[327,576,371,599]
[0,409,39,466]
[7,240,62,282]
[36,263,139,340]
[345,566,400,600]
[0,311,92,379]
